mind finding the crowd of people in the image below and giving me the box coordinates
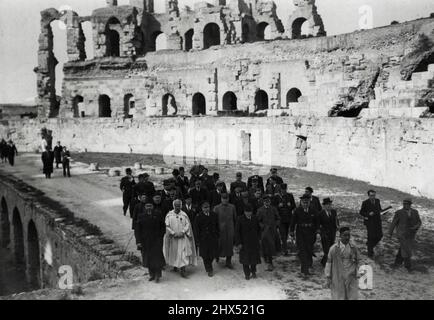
[0,139,18,166]
[121,165,423,299]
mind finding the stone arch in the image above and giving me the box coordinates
[255,90,269,111]
[192,93,206,116]
[27,220,41,289]
[184,29,194,51]
[1,197,10,249]
[256,22,270,41]
[155,33,168,51]
[72,95,84,118]
[98,94,112,118]
[223,91,238,111]
[124,93,135,118]
[291,17,310,39]
[203,23,221,49]
[162,94,177,116]
[286,88,302,105]
[106,17,121,57]
[12,208,24,266]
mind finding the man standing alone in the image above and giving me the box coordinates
[389,198,422,272]
[120,168,136,216]
[359,190,383,258]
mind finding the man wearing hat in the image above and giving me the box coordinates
[189,179,210,211]
[359,190,383,258]
[290,194,320,276]
[120,168,136,217]
[247,175,265,194]
[257,195,281,271]
[389,198,422,272]
[214,194,237,269]
[135,199,166,283]
[230,172,247,195]
[319,198,339,266]
[304,187,322,213]
[266,168,283,187]
[194,201,220,277]
[325,227,359,300]
[210,181,226,209]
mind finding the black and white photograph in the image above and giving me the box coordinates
[0,0,434,305]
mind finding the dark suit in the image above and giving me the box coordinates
[230,193,245,216]
[266,175,283,187]
[291,206,320,274]
[120,176,136,216]
[194,212,220,273]
[276,193,296,254]
[230,181,247,194]
[359,198,383,256]
[247,175,265,194]
[189,187,209,210]
[318,209,339,265]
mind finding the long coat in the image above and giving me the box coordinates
[389,208,422,258]
[359,199,383,241]
[319,209,339,251]
[41,151,54,174]
[214,203,236,257]
[235,215,262,265]
[257,205,281,256]
[194,212,219,260]
[325,242,359,300]
[136,208,166,270]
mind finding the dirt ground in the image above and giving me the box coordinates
[1,152,434,300]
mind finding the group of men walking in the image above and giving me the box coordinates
[119,165,423,299]
[0,139,18,166]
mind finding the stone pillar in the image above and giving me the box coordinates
[66,14,86,62]
[269,73,281,109]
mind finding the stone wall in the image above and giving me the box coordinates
[1,116,433,199]
[0,175,137,290]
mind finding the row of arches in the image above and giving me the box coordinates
[74,88,302,118]
[0,197,40,289]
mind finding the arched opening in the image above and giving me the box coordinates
[292,18,310,39]
[12,208,24,266]
[98,95,112,118]
[72,95,84,118]
[82,21,94,60]
[192,93,206,115]
[254,90,269,111]
[27,220,41,289]
[286,88,302,105]
[124,94,135,119]
[185,29,194,51]
[106,17,121,57]
[203,23,220,49]
[257,22,271,41]
[223,92,238,111]
[242,24,250,43]
[162,94,178,116]
[155,32,168,51]
[1,197,10,249]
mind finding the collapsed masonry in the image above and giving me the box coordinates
[34,0,434,120]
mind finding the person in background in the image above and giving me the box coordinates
[120,168,136,216]
[235,204,261,280]
[7,140,18,167]
[277,184,296,256]
[247,174,265,194]
[53,141,63,169]
[230,172,247,195]
[325,227,359,300]
[61,146,71,178]
[189,179,209,211]
[389,198,422,272]
[266,168,283,187]
[319,198,339,267]
[41,146,54,179]
[304,187,322,213]
[0,139,7,163]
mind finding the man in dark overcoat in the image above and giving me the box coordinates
[194,202,220,277]
[319,198,339,266]
[290,195,320,277]
[120,168,136,216]
[235,205,261,280]
[276,184,296,256]
[135,200,166,282]
[359,190,383,258]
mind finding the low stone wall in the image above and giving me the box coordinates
[0,174,138,291]
[1,116,433,199]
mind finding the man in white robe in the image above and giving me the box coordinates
[163,199,197,277]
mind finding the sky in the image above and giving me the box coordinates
[0,0,433,104]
